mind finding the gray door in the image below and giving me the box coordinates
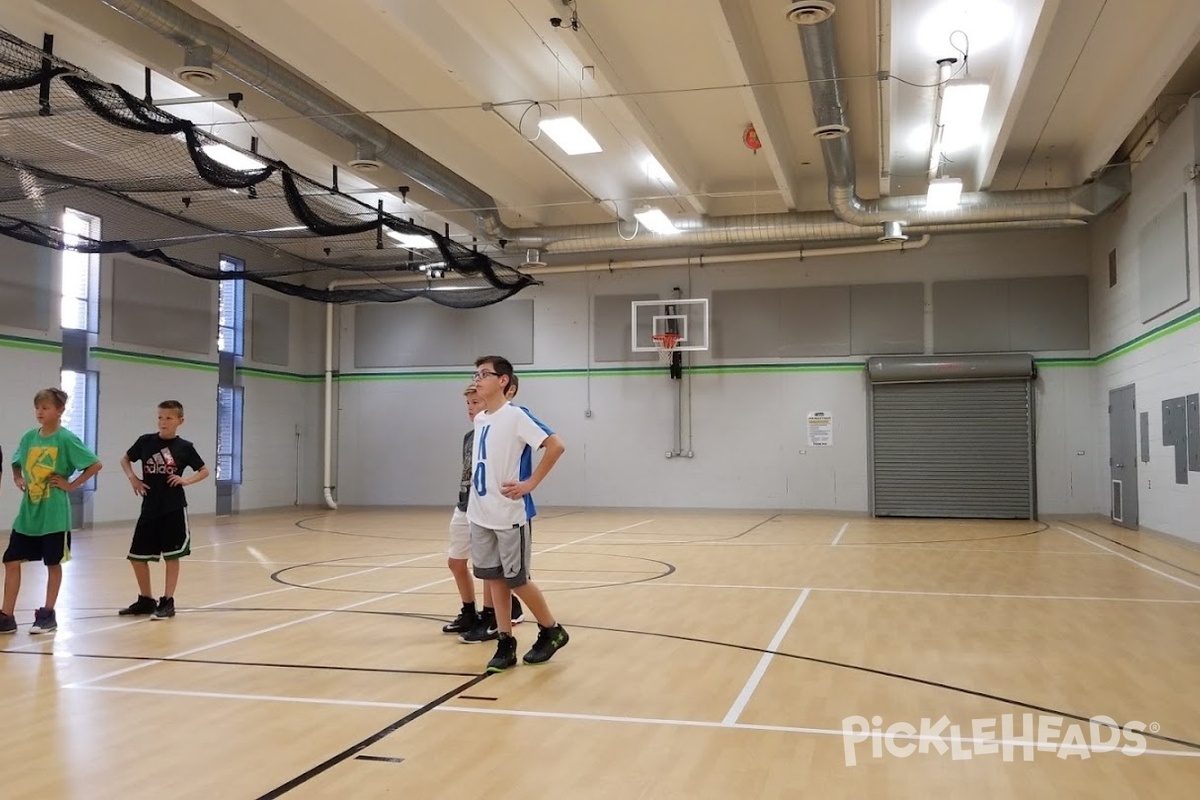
[870,380,1035,519]
[1108,385,1139,529]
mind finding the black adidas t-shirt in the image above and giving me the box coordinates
[126,434,206,517]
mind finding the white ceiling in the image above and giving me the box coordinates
[10,0,1200,255]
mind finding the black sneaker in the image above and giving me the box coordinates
[151,596,175,620]
[511,596,525,625]
[523,624,569,664]
[119,595,157,616]
[0,613,16,634]
[30,607,57,634]
[442,606,478,634]
[459,608,498,644]
[486,633,518,673]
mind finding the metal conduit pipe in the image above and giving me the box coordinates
[794,9,1130,227]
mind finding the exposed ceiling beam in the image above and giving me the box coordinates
[539,3,708,215]
[712,0,799,210]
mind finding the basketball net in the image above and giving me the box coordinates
[651,332,680,364]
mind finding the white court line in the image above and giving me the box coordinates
[534,519,654,555]
[63,579,444,688]
[190,529,312,549]
[1055,527,1200,593]
[830,522,849,546]
[7,549,450,653]
[722,589,810,725]
[638,581,1200,604]
[58,520,653,677]
[69,684,1200,759]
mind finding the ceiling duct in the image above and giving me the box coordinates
[878,221,907,244]
[172,45,217,87]
[102,0,1125,256]
[522,249,547,268]
[785,1,836,25]
[792,7,1130,227]
[347,141,383,173]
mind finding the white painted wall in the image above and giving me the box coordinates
[1088,98,1200,542]
[334,226,1097,514]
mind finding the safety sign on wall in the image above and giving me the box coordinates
[807,411,833,446]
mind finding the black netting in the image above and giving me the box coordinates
[0,30,538,307]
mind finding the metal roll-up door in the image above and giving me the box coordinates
[868,355,1035,519]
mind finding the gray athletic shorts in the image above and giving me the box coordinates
[469,521,531,588]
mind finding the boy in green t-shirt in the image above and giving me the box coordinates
[1,388,103,634]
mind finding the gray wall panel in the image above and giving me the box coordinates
[110,258,213,354]
[1138,193,1190,323]
[934,276,1089,353]
[851,282,924,355]
[712,289,778,359]
[250,293,291,366]
[0,236,53,332]
[1009,275,1089,351]
[354,300,533,368]
[780,286,850,357]
[594,293,657,362]
[932,279,1009,352]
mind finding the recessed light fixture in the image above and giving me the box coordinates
[926,177,963,210]
[634,205,680,235]
[201,143,265,172]
[386,230,438,249]
[537,116,602,155]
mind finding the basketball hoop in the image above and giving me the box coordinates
[651,332,680,363]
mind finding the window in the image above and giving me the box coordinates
[61,208,100,332]
[60,368,99,487]
[215,385,243,483]
[218,255,245,355]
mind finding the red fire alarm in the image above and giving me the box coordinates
[743,124,762,152]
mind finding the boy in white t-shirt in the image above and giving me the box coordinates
[467,355,568,672]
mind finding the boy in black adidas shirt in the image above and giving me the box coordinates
[117,400,209,619]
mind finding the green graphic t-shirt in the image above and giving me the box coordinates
[11,426,99,536]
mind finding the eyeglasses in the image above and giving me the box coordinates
[472,370,498,381]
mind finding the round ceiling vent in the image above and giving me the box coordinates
[812,123,850,140]
[522,249,547,269]
[785,1,835,25]
[878,221,908,244]
[347,158,383,172]
[173,65,219,87]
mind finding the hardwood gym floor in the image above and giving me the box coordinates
[1,507,1198,798]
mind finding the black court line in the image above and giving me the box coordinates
[458,695,498,701]
[256,673,489,799]
[1058,520,1200,579]
[0,648,479,678]
[354,755,405,764]
[568,622,1200,752]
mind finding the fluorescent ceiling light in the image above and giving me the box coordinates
[386,230,438,249]
[201,143,266,172]
[926,177,963,210]
[634,205,680,235]
[537,116,602,155]
[938,81,989,150]
[643,155,672,184]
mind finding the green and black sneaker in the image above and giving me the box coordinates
[486,633,518,673]
[522,624,569,664]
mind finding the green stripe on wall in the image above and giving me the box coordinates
[0,333,62,354]
[92,347,217,373]
[6,304,1196,381]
